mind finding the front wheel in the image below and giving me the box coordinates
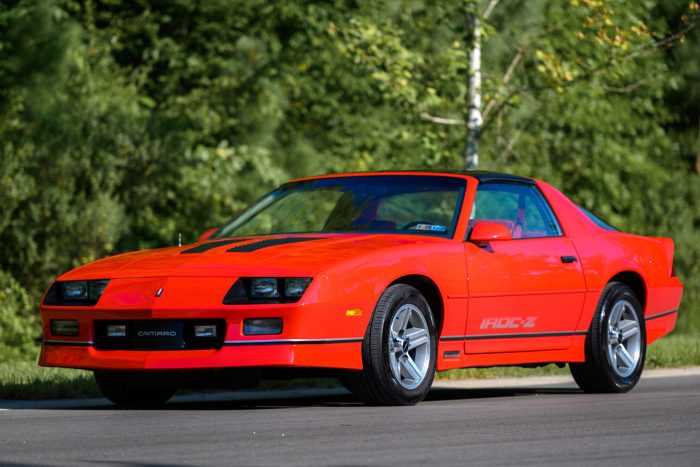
[346,284,437,405]
[94,371,177,407]
[570,282,646,393]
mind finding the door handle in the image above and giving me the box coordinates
[561,255,578,264]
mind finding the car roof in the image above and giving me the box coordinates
[291,170,536,185]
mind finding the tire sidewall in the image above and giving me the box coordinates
[94,370,175,406]
[375,286,437,404]
[593,284,646,391]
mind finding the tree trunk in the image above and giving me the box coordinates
[464,11,482,170]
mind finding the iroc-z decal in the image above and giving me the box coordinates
[479,316,537,330]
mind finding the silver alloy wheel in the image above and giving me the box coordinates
[605,299,642,378]
[388,304,431,390]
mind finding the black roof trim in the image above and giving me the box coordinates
[464,171,536,185]
[299,170,535,185]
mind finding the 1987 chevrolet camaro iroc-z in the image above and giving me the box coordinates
[39,171,683,406]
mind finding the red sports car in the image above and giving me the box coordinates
[39,171,683,406]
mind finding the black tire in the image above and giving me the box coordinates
[94,371,176,407]
[346,284,437,405]
[570,282,646,393]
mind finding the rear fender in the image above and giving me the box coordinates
[657,237,675,277]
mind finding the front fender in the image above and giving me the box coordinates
[310,241,468,339]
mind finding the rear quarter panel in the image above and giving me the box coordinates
[538,181,683,344]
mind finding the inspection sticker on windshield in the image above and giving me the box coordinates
[414,223,447,232]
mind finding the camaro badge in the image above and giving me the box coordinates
[137,330,177,337]
[155,288,164,297]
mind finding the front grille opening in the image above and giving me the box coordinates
[94,320,226,351]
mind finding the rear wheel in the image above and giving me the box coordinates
[570,282,646,393]
[346,284,437,405]
[94,371,176,407]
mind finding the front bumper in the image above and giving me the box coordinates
[39,339,362,370]
[39,276,371,371]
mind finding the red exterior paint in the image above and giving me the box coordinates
[38,172,684,373]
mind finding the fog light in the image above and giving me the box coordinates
[243,318,282,336]
[106,324,126,337]
[51,320,79,337]
[194,324,217,338]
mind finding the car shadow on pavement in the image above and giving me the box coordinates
[425,386,582,402]
[188,386,583,411]
[0,384,582,411]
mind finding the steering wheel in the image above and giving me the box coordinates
[400,221,434,230]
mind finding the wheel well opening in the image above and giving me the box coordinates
[609,271,647,311]
[390,275,444,335]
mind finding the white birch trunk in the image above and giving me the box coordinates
[464,11,482,170]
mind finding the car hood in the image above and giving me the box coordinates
[59,234,447,280]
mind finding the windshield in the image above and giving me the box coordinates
[213,175,467,239]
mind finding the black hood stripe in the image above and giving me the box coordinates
[226,237,323,253]
[180,238,248,254]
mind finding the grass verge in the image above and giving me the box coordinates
[645,334,700,368]
[0,362,99,400]
[2,333,698,400]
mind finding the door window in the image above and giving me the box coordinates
[470,183,562,239]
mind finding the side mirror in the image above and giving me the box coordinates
[469,221,512,246]
[198,227,218,243]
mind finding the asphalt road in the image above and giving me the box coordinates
[1,372,699,466]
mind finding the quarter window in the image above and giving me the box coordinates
[470,183,562,239]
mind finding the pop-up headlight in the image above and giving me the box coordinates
[223,278,312,304]
[285,278,312,297]
[62,281,88,300]
[43,280,110,306]
[250,278,280,299]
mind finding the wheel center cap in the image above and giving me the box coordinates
[610,328,621,345]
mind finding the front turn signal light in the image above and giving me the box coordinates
[51,320,79,337]
[243,318,283,335]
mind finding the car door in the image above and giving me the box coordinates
[463,181,587,353]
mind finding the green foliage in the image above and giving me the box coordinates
[0,271,40,361]
[0,0,698,364]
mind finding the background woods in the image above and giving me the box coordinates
[1,0,698,359]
